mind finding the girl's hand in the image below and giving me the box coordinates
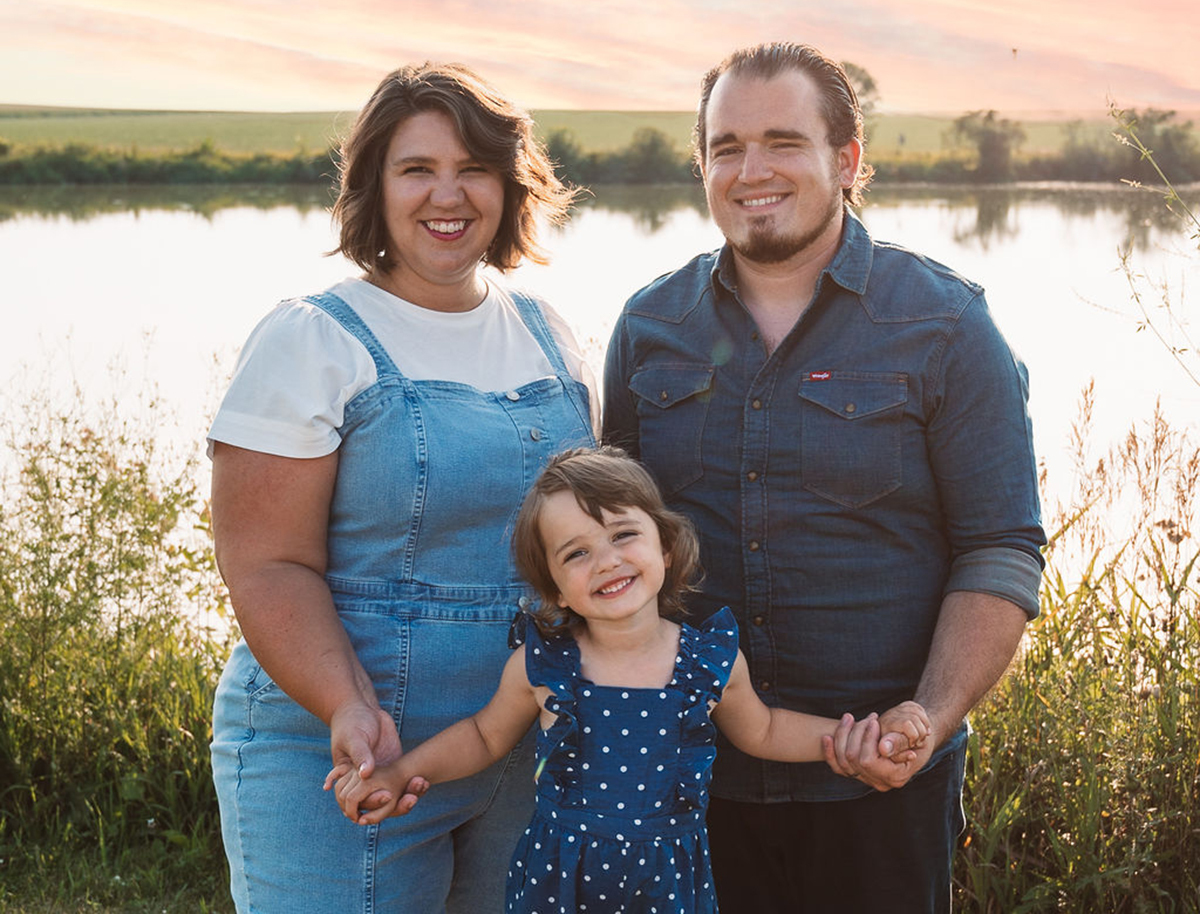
[324,760,429,824]
[327,763,430,824]
[877,700,931,757]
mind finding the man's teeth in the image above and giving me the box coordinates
[742,195,783,208]
[426,220,467,233]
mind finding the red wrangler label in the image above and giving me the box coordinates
[808,371,832,381]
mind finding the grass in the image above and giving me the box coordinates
[0,105,355,155]
[955,391,1199,911]
[0,104,1139,158]
[0,369,236,914]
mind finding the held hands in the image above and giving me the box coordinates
[821,701,933,792]
[324,698,428,824]
[324,758,430,825]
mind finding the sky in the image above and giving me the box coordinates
[2,0,1198,116]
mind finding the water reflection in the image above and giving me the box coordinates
[0,183,336,223]
[865,184,1200,252]
[2,181,1195,254]
[584,183,708,231]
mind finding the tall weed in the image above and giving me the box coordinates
[957,396,1199,911]
[0,370,234,910]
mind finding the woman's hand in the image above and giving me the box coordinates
[329,699,403,781]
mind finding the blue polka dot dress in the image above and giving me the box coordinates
[505,607,738,914]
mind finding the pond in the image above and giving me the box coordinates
[2,181,1198,513]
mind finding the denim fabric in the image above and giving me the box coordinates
[603,211,1045,802]
[211,290,594,913]
[707,742,967,913]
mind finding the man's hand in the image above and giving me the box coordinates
[821,705,936,792]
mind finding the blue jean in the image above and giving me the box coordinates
[211,601,535,913]
[210,288,594,913]
[706,743,967,913]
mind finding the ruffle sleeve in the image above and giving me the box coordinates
[510,612,581,798]
[674,606,739,809]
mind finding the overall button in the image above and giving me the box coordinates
[747,470,759,482]
[530,428,543,441]
[748,540,760,552]
[505,390,521,401]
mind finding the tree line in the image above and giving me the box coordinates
[0,109,1196,188]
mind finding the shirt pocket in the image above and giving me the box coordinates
[628,364,714,496]
[798,371,907,508]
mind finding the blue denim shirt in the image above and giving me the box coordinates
[603,210,1046,802]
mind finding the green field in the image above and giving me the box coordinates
[0,103,1121,157]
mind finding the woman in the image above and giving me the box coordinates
[208,63,594,912]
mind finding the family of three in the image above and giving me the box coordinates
[207,41,1046,914]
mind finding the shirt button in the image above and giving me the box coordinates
[751,399,762,410]
[748,540,760,552]
[660,390,669,401]
[518,596,531,608]
[505,390,520,401]
[758,680,771,692]
[752,614,765,626]
[844,402,857,414]
[747,470,759,482]
[530,428,543,441]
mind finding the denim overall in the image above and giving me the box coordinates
[211,289,594,914]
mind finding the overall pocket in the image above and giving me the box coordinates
[628,365,714,496]
[799,371,907,508]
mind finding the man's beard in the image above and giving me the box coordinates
[731,187,842,265]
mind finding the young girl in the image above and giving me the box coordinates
[327,447,929,913]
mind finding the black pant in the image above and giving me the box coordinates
[707,746,966,914]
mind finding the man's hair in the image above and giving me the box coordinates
[693,42,874,205]
[513,447,701,635]
[332,62,579,274]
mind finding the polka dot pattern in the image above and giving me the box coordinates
[505,607,738,913]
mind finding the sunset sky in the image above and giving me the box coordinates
[3,0,1198,116]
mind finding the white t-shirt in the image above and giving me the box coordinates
[207,277,598,459]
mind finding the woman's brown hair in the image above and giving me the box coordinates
[332,62,579,274]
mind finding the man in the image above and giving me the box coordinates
[602,42,1045,913]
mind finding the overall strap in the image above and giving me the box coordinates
[303,290,404,379]
[509,288,572,380]
[509,288,594,437]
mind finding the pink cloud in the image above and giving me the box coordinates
[2,0,1195,113]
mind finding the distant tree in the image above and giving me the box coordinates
[544,128,587,184]
[841,62,879,120]
[1114,107,1200,184]
[1060,119,1116,181]
[620,127,691,183]
[952,110,1026,181]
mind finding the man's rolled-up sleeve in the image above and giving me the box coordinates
[928,292,1047,619]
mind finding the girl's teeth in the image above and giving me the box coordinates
[426,220,467,233]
